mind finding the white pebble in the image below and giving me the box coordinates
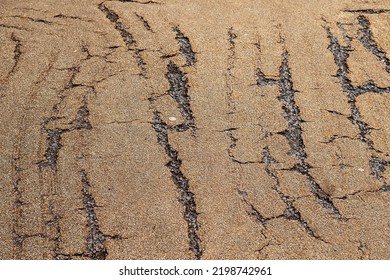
[169,116,177,122]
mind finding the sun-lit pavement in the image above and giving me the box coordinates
[1,0,390,259]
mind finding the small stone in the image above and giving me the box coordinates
[169,116,177,122]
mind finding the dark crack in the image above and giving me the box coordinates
[10,15,53,24]
[38,101,92,171]
[12,156,24,257]
[261,147,323,239]
[80,170,107,260]
[81,44,93,60]
[135,13,154,32]
[8,33,22,78]
[336,22,353,45]
[70,99,93,130]
[63,66,80,90]
[225,128,256,165]
[151,112,202,259]
[357,15,390,73]
[53,14,94,23]
[172,26,197,66]
[344,9,390,14]
[225,28,239,157]
[38,128,63,171]
[238,190,275,226]
[228,27,237,51]
[326,21,390,194]
[325,26,390,96]
[0,24,29,31]
[369,156,390,181]
[166,61,196,131]
[257,53,303,157]
[237,146,322,240]
[14,233,45,248]
[98,2,147,77]
[256,50,341,217]
[118,0,160,4]
[325,25,389,149]
[12,159,23,208]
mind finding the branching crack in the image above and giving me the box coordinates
[38,99,92,171]
[98,3,147,76]
[236,147,323,241]
[261,147,324,240]
[325,20,390,193]
[256,50,341,217]
[325,26,390,96]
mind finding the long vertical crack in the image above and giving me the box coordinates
[80,170,107,260]
[226,27,237,113]
[12,155,24,258]
[151,112,202,259]
[172,26,197,66]
[256,50,341,217]
[224,28,253,164]
[98,2,147,76]
[99,1,202,258]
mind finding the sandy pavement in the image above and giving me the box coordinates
[0,0,390,259]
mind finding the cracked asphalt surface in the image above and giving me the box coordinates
[1,0,390,259]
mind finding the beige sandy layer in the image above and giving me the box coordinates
[0,0,389,259]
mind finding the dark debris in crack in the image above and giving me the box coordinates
[256,50,342,217]
[98,3,147,77]
[166,61,196,131]
[38,100,92,171]
[357,15,390,73]
[173,26,197,66]
[80,170,107,260]
[151,112,202,259]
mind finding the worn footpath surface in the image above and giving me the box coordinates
[1,0,390,259]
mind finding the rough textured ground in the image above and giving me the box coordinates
[1,0,390,260]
